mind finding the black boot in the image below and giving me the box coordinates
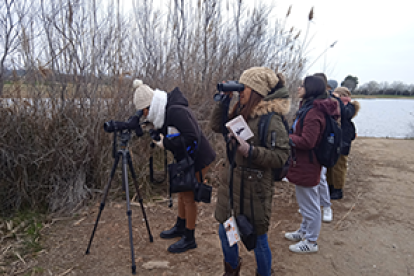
[328,185,334,195]
[330,188,343,200]
[167,228,197,253]
[160,217,185,239]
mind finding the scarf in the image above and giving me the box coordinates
[147,89,168,129]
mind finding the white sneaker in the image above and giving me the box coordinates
[323,207,333,223]
[289,239,318,254]
[284,229,304,242]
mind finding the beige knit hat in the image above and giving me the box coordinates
[239,67,279,97]
[133,79,154,110]
[334,86,351,97]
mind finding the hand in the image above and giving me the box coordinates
[153,134,164,149]
[228,133,251,157]
[128,115,140,129]
[237,138,251,158]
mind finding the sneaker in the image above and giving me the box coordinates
[289,239,318,254]
[322,207,333,223]
[284,229,304,242]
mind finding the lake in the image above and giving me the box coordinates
[353,99,414,138]
[2,98,413,138]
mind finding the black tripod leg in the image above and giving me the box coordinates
[122,151,137,274]
[127,152,153,243]
[85,153,120,255]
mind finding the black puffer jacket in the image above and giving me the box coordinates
[340,101,360,155]
[161,87,216,171]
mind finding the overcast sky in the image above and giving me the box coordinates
[266,0,414,85]
[123,0,414,85]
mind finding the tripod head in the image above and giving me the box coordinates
[112,130,133,158]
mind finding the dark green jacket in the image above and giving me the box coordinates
[210,88,291,235]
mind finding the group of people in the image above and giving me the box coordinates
[131,68,360,276]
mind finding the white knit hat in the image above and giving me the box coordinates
[133,79,154,110]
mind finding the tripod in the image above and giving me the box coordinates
[85,130,153,275]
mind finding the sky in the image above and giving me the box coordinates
[265,0,414,85]
[121,0,414,86]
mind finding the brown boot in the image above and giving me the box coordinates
[223,257,242,276]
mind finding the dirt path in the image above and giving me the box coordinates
[4,138,414,276]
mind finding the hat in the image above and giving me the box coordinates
[239,67,279,97]
[133,79,154,110]
[327,79,338,90]
[334,86,351,97]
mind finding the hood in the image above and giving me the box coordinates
[264,86,290,101]
[313,97,340,120]
[250,97,291,118]
[166,87,189,108]
[351,100,360,118]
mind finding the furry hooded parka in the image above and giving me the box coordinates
[210,87,291,235]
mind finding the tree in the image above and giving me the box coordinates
[0,0,32,96]
[341,75,359,91]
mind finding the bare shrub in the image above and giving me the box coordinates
[0,0,312,215]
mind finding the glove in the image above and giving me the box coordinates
[128,115,140,129]
[237,138,252,158]
[228,133,251,158]
[153,133,164,149]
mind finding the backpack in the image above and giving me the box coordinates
[258,112,291,181]
[299,105,342,168]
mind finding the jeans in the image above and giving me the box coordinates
[219,224,272,276]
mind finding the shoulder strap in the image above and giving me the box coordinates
[258,112,275,147]
[259,112,290,148]
[299,104,313,130]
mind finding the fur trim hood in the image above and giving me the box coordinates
[250,97,291,118]
[351,100,360,118]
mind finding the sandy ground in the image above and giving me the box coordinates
[3,137,414,276]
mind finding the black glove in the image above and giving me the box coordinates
[128,115,143,137]
[128,115,139,128]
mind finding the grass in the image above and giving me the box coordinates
[353,94,414,99]
[1,210,46,257]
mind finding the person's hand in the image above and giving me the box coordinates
[228,133,251,157]
[128,115,140,129]
[237,138,251,157]
[153,134,164,149]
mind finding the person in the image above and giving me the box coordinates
[132,79,216,253]
[210,67,290,276]
[327,86,360,199]
[327,79,338,93]
[284,76,339,254]
[311,74,339,222]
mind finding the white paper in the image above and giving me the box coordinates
[223,216,240,247]
[225,115,254,143]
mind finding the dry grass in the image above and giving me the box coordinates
[0,0,313,216]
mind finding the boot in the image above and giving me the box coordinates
[167,228,197,253]
[223,257,242,276]
[330,188,343,200]
[160,217,185,239]
[328,185,334,195]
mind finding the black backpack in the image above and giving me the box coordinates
[299,105,341,168]
[258,112,291,181]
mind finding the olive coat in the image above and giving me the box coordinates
[210,88,291,235]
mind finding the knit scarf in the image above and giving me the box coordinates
[147,89,168,129]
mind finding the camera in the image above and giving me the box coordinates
[214,81,244,102]
[104,110,144,137]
